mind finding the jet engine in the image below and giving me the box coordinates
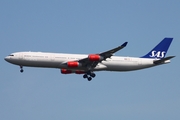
[61,69,72,74]
[75,70,85,74]
[67,61,82,68]
[88,54,103,61]
[61,69,85,74]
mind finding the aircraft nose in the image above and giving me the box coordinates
[4,56,10,62]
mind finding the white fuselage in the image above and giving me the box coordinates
[4,52,170,72]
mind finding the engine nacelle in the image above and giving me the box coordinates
[67,61,81,68]
[61,69,73,74]
[75,70,85,74]
[61,69,85,74]
[88,54,103,61]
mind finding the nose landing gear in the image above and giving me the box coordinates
[20,66,24,73]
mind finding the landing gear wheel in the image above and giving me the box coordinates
[90,73,96,78]
[83,74,88,79]
[20,69,24,73]
[87,77,92,81]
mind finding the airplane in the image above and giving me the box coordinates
[4,38,175,81]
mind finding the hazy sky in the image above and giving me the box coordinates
[0,1,179,120]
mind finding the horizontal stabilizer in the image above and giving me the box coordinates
[153,56,175,65]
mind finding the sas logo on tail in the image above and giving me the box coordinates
[150,51,166,58]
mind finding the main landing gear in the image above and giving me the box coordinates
[20,66,24,73]
[83,71,96,81]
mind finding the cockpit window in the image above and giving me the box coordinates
[8,54,14,56]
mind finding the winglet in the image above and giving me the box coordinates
[122,42,128,47]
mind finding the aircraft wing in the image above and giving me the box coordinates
[99,42,128,59]
[77,42,128,70]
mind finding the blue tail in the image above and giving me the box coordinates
[141,38,173,59]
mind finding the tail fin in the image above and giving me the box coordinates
[141,38,173,59]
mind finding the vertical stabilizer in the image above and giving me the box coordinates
[141,38,173,59]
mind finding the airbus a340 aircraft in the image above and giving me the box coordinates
[5,38,175,81]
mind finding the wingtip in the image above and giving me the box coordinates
[122,42,128,47]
